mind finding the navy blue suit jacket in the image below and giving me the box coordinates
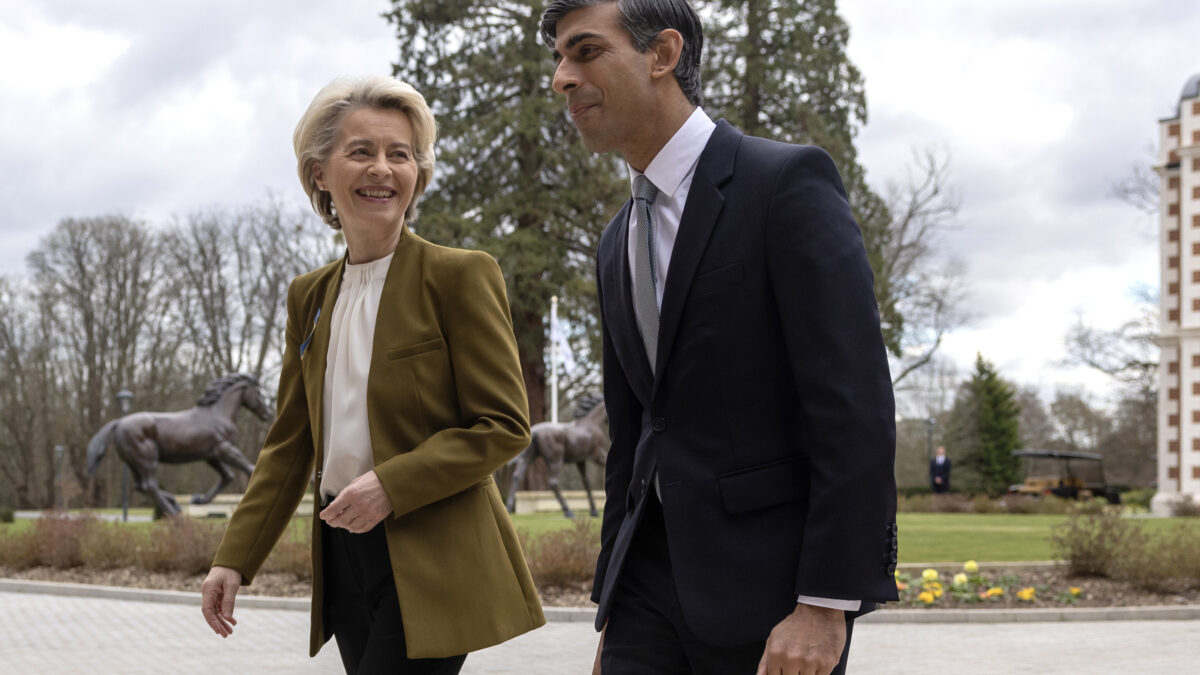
[591,120,899,645]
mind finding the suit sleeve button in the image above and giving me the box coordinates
[652,417,667,432]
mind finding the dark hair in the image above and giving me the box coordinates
[540,0,704,107]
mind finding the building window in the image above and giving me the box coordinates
[1170,387,1181,400]
[1170,150,1180,163]
[1170,230,1180,242]
[1169,466,1180,479]
[1194,101,1200,115]
[1194,467,1200,479]
[1193,438,1200,451]
[1170,440,1180,453]
[1169,281,1180,293]
[1193,381,1200,394]
[1170,361,1180,373]
[1170,414,1180,426]
[1194,214,1200,228]
[1192,298,1200,311]
[1169,123,1181,136]
[1192,410,1200,422]
[1194,130,1200,144]
[1170,309,1181,321]
[1194,354,1200,368]
[1169,256,1180,269]
[1194,158,1200,171]
[1194,186,1200,200]
[1171,203,1181,216]
[1169,176,1181,189]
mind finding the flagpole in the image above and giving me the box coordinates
[550,295,559,423]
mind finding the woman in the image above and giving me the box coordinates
[200,76,544,674]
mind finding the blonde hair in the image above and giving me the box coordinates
[294,76,437,229]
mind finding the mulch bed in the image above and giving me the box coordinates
[3,565,1198,609]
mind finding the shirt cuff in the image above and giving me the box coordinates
[796,595,862,612]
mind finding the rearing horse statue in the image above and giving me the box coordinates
[86,373,272,516]
[505,394,608,518]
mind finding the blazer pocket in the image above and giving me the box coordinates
[386,336,446,361]
[691,261,744,297]
[718,455,809,515]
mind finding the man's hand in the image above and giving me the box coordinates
[319,470,392,533]
[201,566,242,637]
[756,603,846,675]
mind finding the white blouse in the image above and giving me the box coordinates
[319,252,393,500]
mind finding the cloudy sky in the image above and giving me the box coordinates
[2,0,1197,407]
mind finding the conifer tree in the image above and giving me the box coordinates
[961,353,1022,494]
[385,0,627,421]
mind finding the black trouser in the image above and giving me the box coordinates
[602,495,854,674]
[322,519,466,675]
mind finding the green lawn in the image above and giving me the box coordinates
[510,511,600,537]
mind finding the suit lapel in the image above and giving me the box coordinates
[304,256,346,460]
[654,121,740,388]
[601,200,653,404]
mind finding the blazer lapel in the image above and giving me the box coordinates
[304,256,346,459]
[654,121,740,387]
[601,200,654,404]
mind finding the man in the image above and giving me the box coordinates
[930,446,952,493]
[540,1,898,673]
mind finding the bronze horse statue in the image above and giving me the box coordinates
[86,373,272,516]
[505,394,608,518]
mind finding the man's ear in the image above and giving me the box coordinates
[649,28,684,79]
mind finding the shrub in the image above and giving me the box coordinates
[1120,489,1155,510]
[896,493,931,513]
[139,518,224,575]
[79,521,141,569]
[263,525,312,581]
[0,508,14,523]
[1001,495,1071,515]
[0,529,40,569]
[1049,506,1140,577]
[519,517,600,589]
[929,494,973,513]
[1110,524,1200,592]
[1170,496,1200,518]
[32,513,93,569]
[969,495,1005,514]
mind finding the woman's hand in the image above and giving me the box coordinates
[320,470,393,533]
[201,566,242,637]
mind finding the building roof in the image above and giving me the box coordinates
[1162,73,1200,122]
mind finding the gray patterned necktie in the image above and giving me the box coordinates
[632,175,661,372]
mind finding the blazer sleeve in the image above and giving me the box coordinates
[590,256,638,604]
[373,251,531,518]
[764,146,899,603]
[212,278,316,584]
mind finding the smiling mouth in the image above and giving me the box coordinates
[356,189,395,199]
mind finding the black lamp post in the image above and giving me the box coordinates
[116,389,133,522]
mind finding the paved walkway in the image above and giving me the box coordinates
[2,590,1198,673]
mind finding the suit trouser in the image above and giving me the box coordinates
[602,495,854,675]
[321,519,467,675]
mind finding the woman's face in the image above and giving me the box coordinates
[313,106,418,244]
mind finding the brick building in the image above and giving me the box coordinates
[1155,73,1200,515]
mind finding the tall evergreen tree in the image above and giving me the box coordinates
[384,1,627,422]
[961,353,1021,495]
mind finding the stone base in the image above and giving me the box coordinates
[511,490,605,516]
[1150,491,1200,517]
[179,493,314,519]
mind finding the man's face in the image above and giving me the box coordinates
[550,3,658,156]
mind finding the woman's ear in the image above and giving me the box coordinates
[312,163,326,191]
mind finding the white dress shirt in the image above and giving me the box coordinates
[627,108,861,613]
[319,252,393,500]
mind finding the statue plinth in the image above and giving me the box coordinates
[511,490,606,516]
[179,493,315,519]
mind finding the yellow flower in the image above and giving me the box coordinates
[917,591,935,604]
[964,560,979,574]
[932,587,943,598]
[1069,587,1083,597]
[922,568,939,582]
[894,569,902,579]
[986,587,1004,598]
[952,573,969,587]
[1016,587,1036,601]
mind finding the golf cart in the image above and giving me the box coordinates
[1008,449,1120,504]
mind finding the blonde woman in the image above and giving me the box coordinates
[200,76,544,674]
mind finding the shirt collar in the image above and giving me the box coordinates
[628,107,716,199]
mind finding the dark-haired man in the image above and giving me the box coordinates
[541,1,898,673]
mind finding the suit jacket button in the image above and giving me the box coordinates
[652,417,667,432]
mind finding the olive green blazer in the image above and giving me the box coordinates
[212,229,544,658]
